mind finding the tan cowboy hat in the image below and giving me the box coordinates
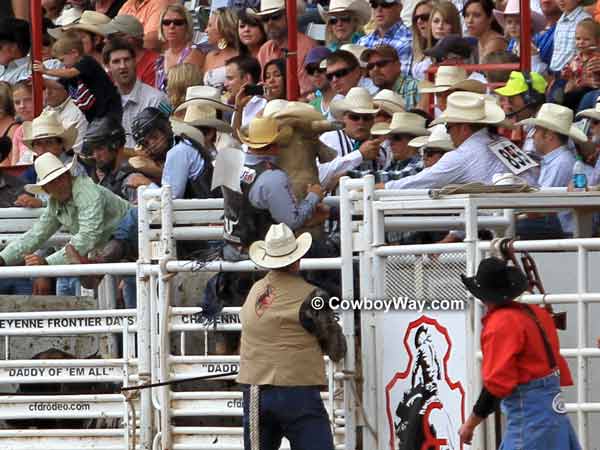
[262,99,289,118]
[419,66,486,94]
[431,91,505,126]
[238,117,292,149]
[170,119,206,147]
[576,97,600,121]
[518,103,588,142]
[177,104,232,133]
[373,89,406,115]
[247,0,285,17]
[22,110,78,151]
[371,112,430,137]
[318,0,371,25]
[273,101,326,121]
[25,152,75,195]
[249,223,312,269]
[330,87,379,120]
[60,10,110,36]
[493,0,546,34]
[175,85,235,114]
[408,124,454,151]
[340,43,369,68]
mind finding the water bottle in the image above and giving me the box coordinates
[572,155,588,192]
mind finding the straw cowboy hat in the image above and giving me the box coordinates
[373,89,405,115]
[519,103,588,142]
[493,0,546,35]
[54,7,83,27]
[419,66,486,94]
[176,104,232,133]
[49,10,111,39]
[318,0,371,25]
[576,98,600,121]
[22,110,78,151]
[25,152,75,195]
[371,112,430,137]
[431,91,506,126]
[247,0,285,17]
[330,87,379,120]
[340,43,369,68]
[238,117,292,149]
[175,86,234,114]
[408,124,454,150]
[461,257,528,304]
[262,99,290,118]
[249,223,312,269]
[273,101,326,121]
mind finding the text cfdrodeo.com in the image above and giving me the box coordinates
[29,402,91,412]
[310,296,464,313]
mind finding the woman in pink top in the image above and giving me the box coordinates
[9,81,35,167]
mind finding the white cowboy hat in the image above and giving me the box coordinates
[318,0,371,25]
[373,89,406,115]
[176,104,232,133]
[330,87,379,120]
[238,117,292,149]
[25,152,74,195]
[371,112,430,137]
[518,103,588,142]
[22,110,78,151]
[340,43,369,68]
[408,124,454,150]
[419,66,486,94]
[431,91,506,126]
[576,97,600,121]
[273,101,326,121]
[175,85,234,114]
[262,99,289,118]
[249,223,312,269]
[54,6,83,27]
[170,119,205,147]
[57,10,110,37]
[493,0,546,34]
[247,0,285,17]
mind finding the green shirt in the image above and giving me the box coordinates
[0,176,130,266]
[394,75,420,111]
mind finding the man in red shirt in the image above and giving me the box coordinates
[459,257,581,450]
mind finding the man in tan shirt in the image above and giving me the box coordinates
[238,223,343,450]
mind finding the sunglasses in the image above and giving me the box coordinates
[32,138,61,147]
[366,59,394,71]
[370,1,397,9]
[413,13,430,23]
[162,19,186,27]
[423,149,444,157]
[326,66,355,81]
[306,64,326,76]
[261,11,285,23]
[347,113,373,122]
[328,16,352,25]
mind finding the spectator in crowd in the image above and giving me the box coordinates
[385,91,540,189]
[155,4,205,93]
[305,47,336,116]
[238,10,267,58]
[253,0,317,96]
[358,0,412,76]
[324,50,364,99]
[9,80,36,167]
[0,18,31,85]
[463,0,506,61]
[410,0,433,80]
[224,55,264,127]
[373,88,406,122]
[34,32,123,124]
[339,43,381,94]
[535,0,562,67]
[319,87,386,188]
[419,65,486,114]
[424,34,476,67]
[118,0,173,50]
[482,50,520,83]
[203,8,240,92]
[409,123,454,168]
[429,1,462,46]
[362,45,420,109]
[319,0,370,51]
[94,0,126,18]
[167,63,203,116]
[550,0,590,73]
[42,0,67,23]
[263,58,287,101]
[0,82,16,166]
[101,14,159,86]
[104,38,171,149]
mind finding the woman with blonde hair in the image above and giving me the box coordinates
[428,1,463,48]
[202,8,240,92]
[155,3,205,93]
[167,63,204,117]
[410,0,434,80]
[319,0,370,51]
[0,82,17,167]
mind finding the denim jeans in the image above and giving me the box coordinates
[516,215,565,240]
[0,278,33,295]
[242,386,334,450]
[56,277,80,296]
[122,276,136,309]
[113,207,138,253]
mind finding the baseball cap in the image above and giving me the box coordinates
[360,45,398,63]
[305,46,332,67]
[424,35,474,61]
[100,15,144,39]
[494,71,547,97]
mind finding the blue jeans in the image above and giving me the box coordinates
[113,207,138,249]
[122,276,136,309]
[0,278,33,295]
[516,215,565,240]
[242,386,334,450]
[56,277,80,296]
[500,374,581,450]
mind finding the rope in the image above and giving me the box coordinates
[342,370,377,441]
[428,180,537,199]
[249,385,260,450]
[121,371,238,391]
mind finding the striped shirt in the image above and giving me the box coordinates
[358,22,413,77]
[550,7,590,72]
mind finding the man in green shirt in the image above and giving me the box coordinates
[0,153,131,267]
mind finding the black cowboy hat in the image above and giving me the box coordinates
[460,257,528,304]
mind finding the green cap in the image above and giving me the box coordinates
[494,71,547,97]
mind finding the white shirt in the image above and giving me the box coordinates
[0,56,30,85]
[241,96,268,128]
[44,97,88,153]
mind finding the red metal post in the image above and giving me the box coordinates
[285,0,299,100]
[30,0,44,116]
[520,0,532,72]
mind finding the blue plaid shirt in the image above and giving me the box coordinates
[358,22,413,76]
[550,7,590,72]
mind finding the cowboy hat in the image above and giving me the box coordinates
[371,112,430,137]
[262,99,289,118]
[238,117,292,149]
[576,97,600,121]
[419,66,486,94]
[493,0,546,34]
[53,10,111,38]
[318,0,371,25]
[174,85,234,114]
[518,103,588,142]
[176,104,232,133]
[170,119,205,147]
[408,124,453,150]
[99,14,144,39]
[25,152,75,195]
[340,43,369,68]
[22,110,78,151]
[249,223,312,269]
[54,6,83,27]
[247,0,285,17]
[330,87,379,120]
[373,89,406,115]
[273,101,326,121]
[460,257,528,304]
[431,91,506,126]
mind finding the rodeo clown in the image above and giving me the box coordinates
[458,257,581,449]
